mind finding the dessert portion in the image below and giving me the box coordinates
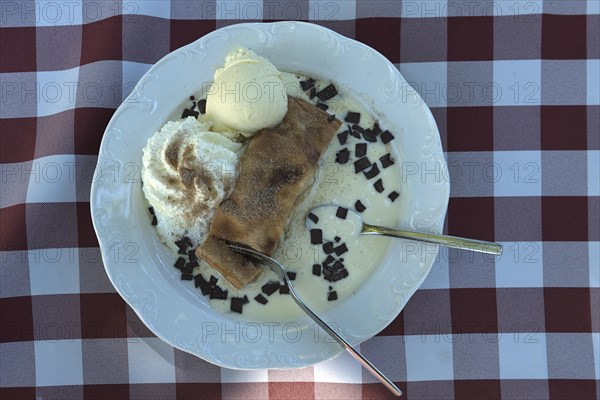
[141,117,241,252]
[206,49,288,136]
[142,49,402,319]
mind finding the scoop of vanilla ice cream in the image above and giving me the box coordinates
[206,49,288,136]
[142,117,241,251]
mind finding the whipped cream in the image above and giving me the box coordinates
[141,117,241,251]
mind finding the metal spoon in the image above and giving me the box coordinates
[229,244,403,397]
[306,205,503,255]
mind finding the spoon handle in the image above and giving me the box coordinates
[362,224,502,255]
[286,283,403,397]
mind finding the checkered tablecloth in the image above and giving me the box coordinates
[1,1,599,399]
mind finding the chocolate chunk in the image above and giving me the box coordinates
[340,258,345,262]
[190,96,195,101]
[340,268,349,278]
[177,248,187,255]
[363,164,380,180]
[323,242,335,254]
[186,260,199,268]
[374,179,384,193]
[188,250,198,262]
[316,102,329,111]
[255,294,268,305]
[279,284,290,295]
[380,130,395,144]
[243,295,249,304]
[148,206,155,215]
[151,215,157,226]
[337,130,349,145]
[328,286,333,290]
[351,124,364,134]
[388,191,400,202]
[310,229,323,245]
[262,281,280,296]
[334,243,348,256]
[328,291,338,301]
[300,78,315,91]
[332,260,345,271]
[327,114,336,123]
[349,126,362,139]
[174,257,186,270]
[355,200,366,212]
[336,207,348,219]
[316,84,338,101]
[380,153,395,168]
[230,297,244,313]
[335,236,341,243]
[182,108,199,119]
[210,286,228,300]
[195,275,211,295]
[372,122,382,135]
[286,271,296,280]
[312,264,321,276]
[181,273,193,281]
[198,99,207,114]
[181,265,194,274]
[309,87,316,99]
[354,157,371,173]
[175,237,193,251]
[362,129,377,142]
[335,148,350,164]
[209,275,218,285]
[308,213,319,224]
[344,112,360,124]
[323,255,335,266]
[355,143,367,157]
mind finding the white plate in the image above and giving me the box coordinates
[90,21,449,369]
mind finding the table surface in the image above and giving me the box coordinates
[1,1,599,399]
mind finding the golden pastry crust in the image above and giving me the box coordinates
[197,98,341,288]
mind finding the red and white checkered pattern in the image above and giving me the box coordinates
[1,1,599,399]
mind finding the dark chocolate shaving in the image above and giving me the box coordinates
[351,124,364,134]
[279,284,290,295]
[300,78,315,91]
[209,275,218,285]
[334,243,348,256]
[262,281,280,296]
[243,295,249,304]
[198,99,207,114]
[182,108,199,119]
[328,291,338,301]
[309,87,316,99]
[335,148,350,164]
[181,265,194,274]
[188,250,198,262]
[151,216,157,226]
[372,123,382,135]
[181,273,193,281]
[316,84,338,101]
[323,255,335,266]
[209,285,227,300]
[363,164,380,180]
[355,143,367,158]
[327,114,336,123]
[335,236,341,243]
[174,257,186,270]
[312,264,321,276]
[323,242,335,254]
[388,191,400,202]
[286,271,296,280]
[310,229,323,245]
[374,179,385,193]
[230,297,244,313]
[255,294,268,305]
[316,103,329,111]
[354,157,371,173]
[380,153,395,168]
[336,207,348,219]
[148,207,155,215]
[355,200,366,212]
[344,112,360,124]
[362,129,377,142]
[380,130,395,144]
[308,213,319,224]
[337,130,349,145]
